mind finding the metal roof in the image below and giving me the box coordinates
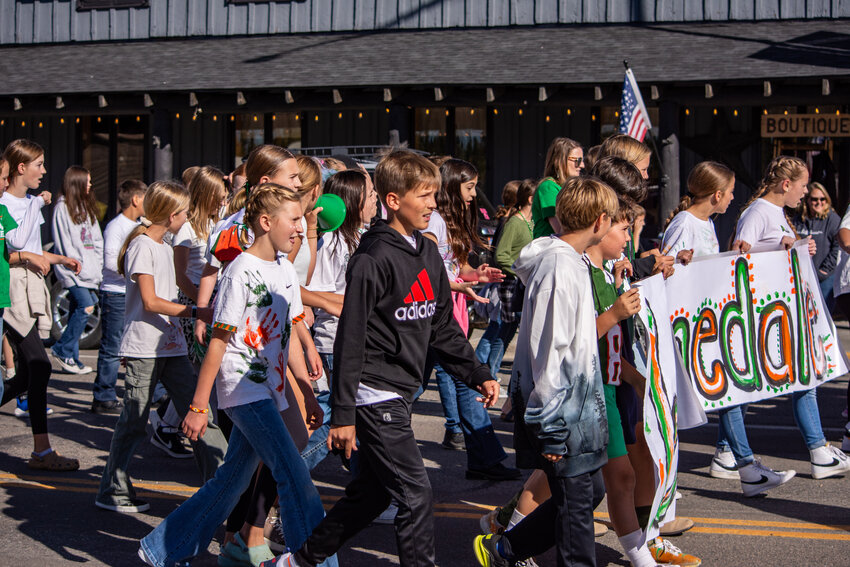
[1,19,848,96]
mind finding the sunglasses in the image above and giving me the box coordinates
[567,157,584,167]
[809,197,827,203]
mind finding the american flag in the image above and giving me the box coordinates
[619,68,652,142]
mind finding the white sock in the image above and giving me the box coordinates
[32,448,53,458]
[619,529,655,567]
[507,509,526,530]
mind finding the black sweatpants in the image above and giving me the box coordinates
[296,398,435,567]
[501,468,606,567]
[2,325,51,435]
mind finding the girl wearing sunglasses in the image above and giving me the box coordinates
[530,137,584,239]
[793,181,840,309]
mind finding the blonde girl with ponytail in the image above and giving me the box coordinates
[661,161,735,261]
[96,181,228,514]
[733,156,814,255]
[728,156,850,485]
[662,161,797,495]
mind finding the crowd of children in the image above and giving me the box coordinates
[0,133,848,567]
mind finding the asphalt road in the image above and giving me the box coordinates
[0,326,848,566]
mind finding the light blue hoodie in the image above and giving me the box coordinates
[511,235,608,476]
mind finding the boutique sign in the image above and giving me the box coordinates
[761,114,850,137]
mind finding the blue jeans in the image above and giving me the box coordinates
[94,291,124,402]
[434,363,462,434]
[475,319,520,380]
[716,405,754,466]
[140,398,337,567]
[52,285,97,364]
[422,351,507,470]
[717,390,826,461]
[301,352,334,471]
[820,273,835,312]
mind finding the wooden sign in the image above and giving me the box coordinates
[762,114,850,137]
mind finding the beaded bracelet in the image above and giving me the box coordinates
[188,405,209,414]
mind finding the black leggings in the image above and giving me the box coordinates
[2,325,52,435]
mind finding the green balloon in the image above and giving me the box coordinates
[314,193,347,233]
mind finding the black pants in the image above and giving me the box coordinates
[2,325,51,435]
[296,398,435,567]
[501,468,605,567]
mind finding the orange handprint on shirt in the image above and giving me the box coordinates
[243,310,281,350]
[274,352,286,392]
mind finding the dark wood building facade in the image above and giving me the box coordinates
[1,1,849,242]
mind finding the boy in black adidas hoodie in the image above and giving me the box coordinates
[268,151,500,567]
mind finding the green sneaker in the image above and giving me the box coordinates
[218,532,275,567]
[473,534,509,567]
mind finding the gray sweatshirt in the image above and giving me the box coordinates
[51,197,104,289]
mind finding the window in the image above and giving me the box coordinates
[272,113,301,151]
[80,115,148,221]
[414,107,448,156]
[77,0,149,11]
[234,114,265,170]
[455,107,486,186]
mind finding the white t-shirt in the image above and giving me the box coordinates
[174,221,213,287]
[424,211,460,280]
[0,192,45,254]
[735,198,795,248]
[213,252,304,411]
[833,208,850,297]
[291,217,311,286]
[101,214,139,293]
[120,235,187,358]
[662,211,719,258]
[307,233,351,353]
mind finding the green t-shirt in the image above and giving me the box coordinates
[0,204,19,308]
[588,262,622,386]
[495,214,533,276]
[531,177,561,239]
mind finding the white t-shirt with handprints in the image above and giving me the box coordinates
[213,251,304,411]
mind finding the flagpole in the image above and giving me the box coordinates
[623,60,671,229]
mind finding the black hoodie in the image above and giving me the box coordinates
[331,219,492,426]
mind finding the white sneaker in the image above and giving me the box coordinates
[810,444,850,480]
[52,353,91,374]
[739,459,796,497]
[709,448,740,480]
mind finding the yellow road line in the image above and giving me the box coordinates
[690,526,850,541]
[687,516,850,532]
[3,473,849,539]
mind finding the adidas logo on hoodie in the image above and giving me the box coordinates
[395,269,437,321]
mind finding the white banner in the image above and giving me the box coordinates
[632,240,848,536]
